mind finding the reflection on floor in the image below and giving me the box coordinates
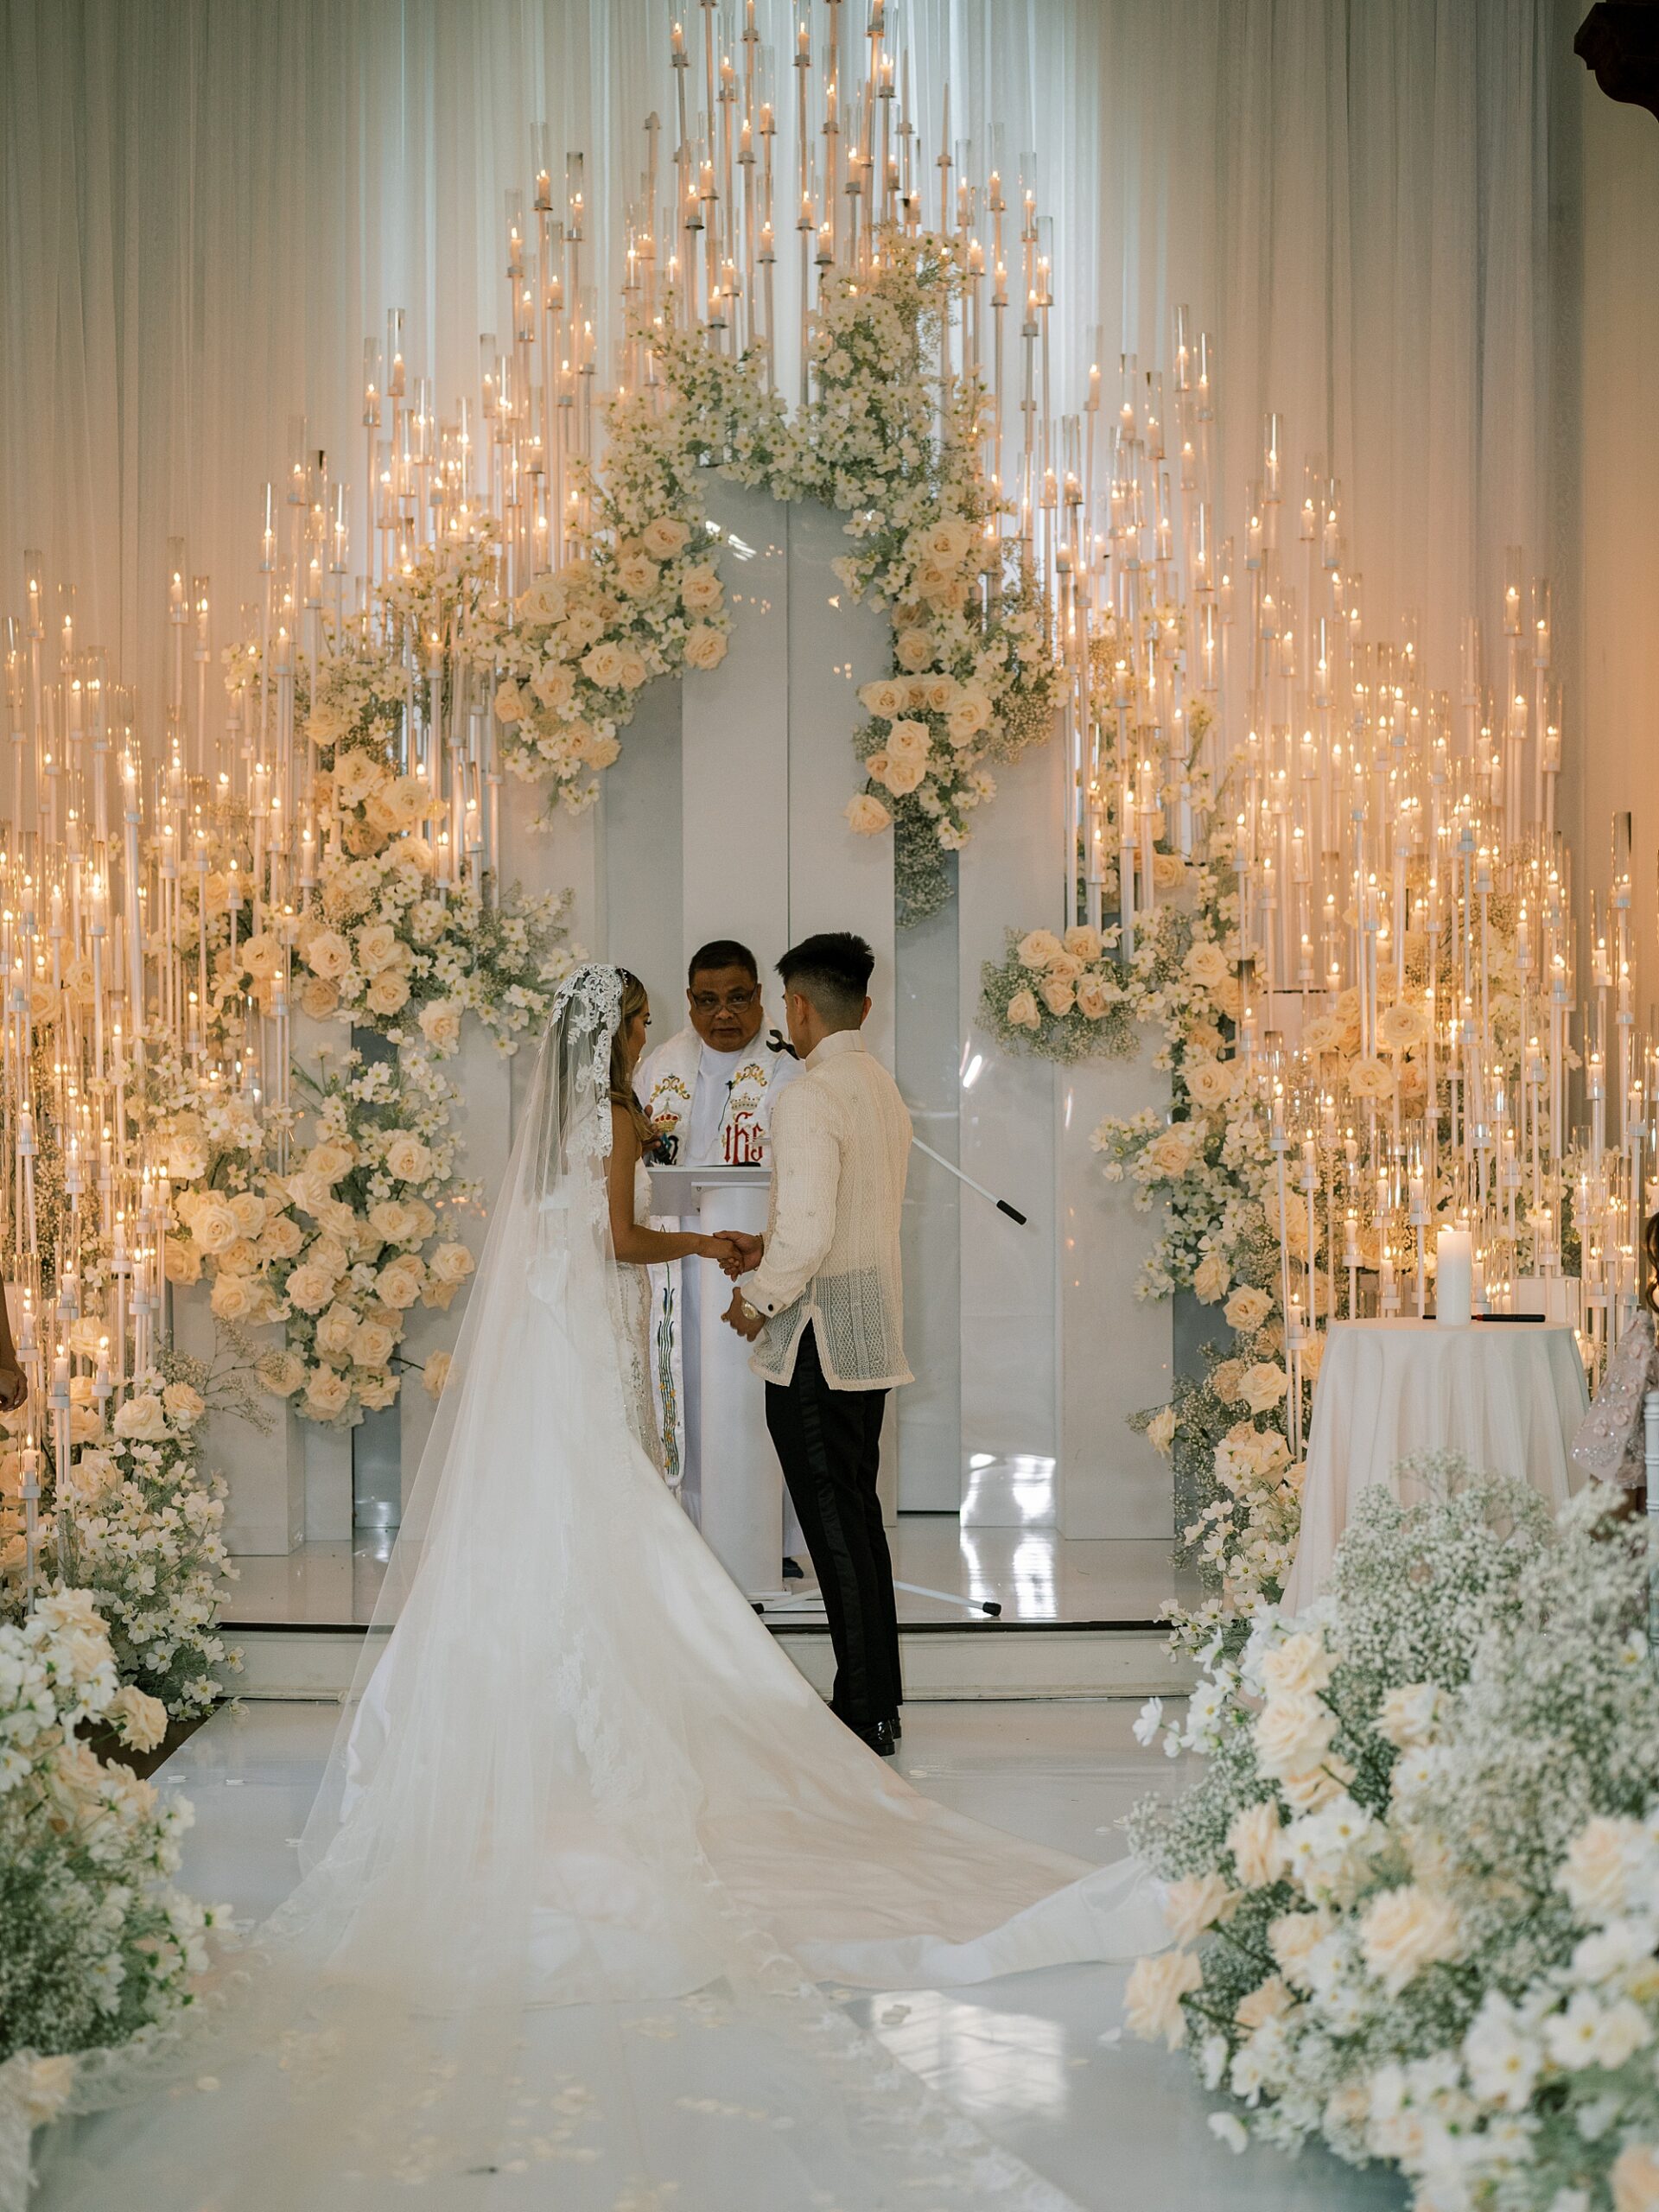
[225,1519,1201,1630]
[131,1700,1402,2212]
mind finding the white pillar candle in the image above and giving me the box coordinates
[1436,1225,1473,1328]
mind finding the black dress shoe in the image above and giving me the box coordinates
[889,1711,903,1740]
[851,1719,897,1757]
[782,1556,804,1580]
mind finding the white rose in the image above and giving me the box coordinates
[1375,1682,1446,1751]
[305,1142,354,1186]
[304,929,352,982]
[894,626,935,671]
[1064,925,1103,963]
[845,793,891,836]
[683,624,728,672]
[419,1001,462,1053]
[1006,988,1041,1033]
[493,680,527,723]
[857,677,909,719]
[1238,1361,1289,1414]
[162,1382,206,1427]
[1268,1906,1336,1987]
[1185,1058,1240,1111]
[354,922,400,975]
[878,751,927,797]
[1075,976,1116,1021]
[365,970,411,1016]
[107,1682,168,1752]
[1124,1949,1204,2049]
[581,641,626,689]
[1358,1885,1461,1994]
[1558,1816,1642,1920]
[616,551,659,598]
[1184,941,1231,990]
[640,515,691,561]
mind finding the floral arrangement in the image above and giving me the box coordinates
[0,1592,222,2099]
[492,233,1059,921]
[1126,1468,1659,2211]
[977,924,1136,1064]
[2,1351,243,1720]
[165,1046,475,1427]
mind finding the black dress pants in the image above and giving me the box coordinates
[764,1324,902,1730]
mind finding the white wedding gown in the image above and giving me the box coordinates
[35,969,1160,2212]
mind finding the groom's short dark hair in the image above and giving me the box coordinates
[687,938,758,985]
[777,933,874,1026]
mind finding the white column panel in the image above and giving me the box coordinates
[683,485,792,982]
[895,891,962,1510]
[784,501,895,1067]
[1058,1059,1174,1538]
[599,675,683,1022]
[956,739,1066,1517]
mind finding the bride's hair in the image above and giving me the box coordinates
[607,969,658,1149]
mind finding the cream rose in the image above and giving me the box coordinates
[1039,975,1076,1018]
[302,1367,353,1421]
[1224,1286,1273,1333]
[1611,2145,1659,2212]
[1358,1885,1461,1993]
[1347,1056,1396,1100]
[885,717,931,767]
[1006,988,1041,1032]
[1300,1013,1343,1054]
[683,624,728,672]
[1016,928,1065,972]
[305,929,352,982]
[879,751,927,798]
[417,1000,461,1054]
[1557,1815,1641,1919]
[1268,1907,1336,1987]
[283,1262,339,1314]
[640,515,691,561]
[106,1682,169,1753]
[1192,1250,1231,1304]
[429,1242,475,1286]
[582,641,626,689]
[857,677,908,720]
[493,679,527,723]
[1064,925,1104,964]
[162,1382,206,1427]
[1260,1632,1334,1700]
[1238,1361,1289,1414]
[1227,1801,1287,1889]
[616,551,659,598]
[189,1197,238,1255]
[353,1319,397,1369]
[1183,940,1231,991]
[1185,1058,1240,1111]
[1124,1948,1204,2050]
[209,1272,259,1324]
[1376,1682,1446,1751]
[1146,1403,1178,1456]
[164,1240,202,1287]
[305,1143,354,1186]
[1235,1975,1296,2031]
[531,659,577,711]
[302,977,341,1020]
[894,626,934,671]
[365,969,411,1017]
[846,793,891,836]
[377,1258,426,1309]
[113,1392,168,1443]
[367,1198,423,1244]
[1075,976,1116,1021]
[1252,1691,1338,1779]
[1145,1127,1199,1177]
[256,1349,307,1399]
[354,922,399,976]
[259,1216,304,1262]
[384,1133,434,1185]
[1153,852,1187,890]
[314,1303,359,1361]
[679,563,723,614]
[423,1350,454,1399]
[1163,1872,1236,1945]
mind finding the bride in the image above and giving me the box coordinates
[36,965,1162,2212]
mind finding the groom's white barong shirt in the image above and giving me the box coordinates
[746,1028,913,1390]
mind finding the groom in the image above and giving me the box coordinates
[720,932,911,1757]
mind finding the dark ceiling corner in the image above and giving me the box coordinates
[1576,2,1659,121]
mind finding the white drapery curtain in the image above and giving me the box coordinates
[0,0,1557,709]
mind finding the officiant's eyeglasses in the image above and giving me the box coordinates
[690,986,760,1014]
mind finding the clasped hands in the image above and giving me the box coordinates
[696,1230,767,1341]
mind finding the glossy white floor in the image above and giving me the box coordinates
[92,1697,1403,2212]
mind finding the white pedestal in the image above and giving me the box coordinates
[652,1164,782,1598]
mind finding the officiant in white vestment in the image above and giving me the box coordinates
[639,939,804,1560]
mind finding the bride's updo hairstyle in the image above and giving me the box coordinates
[607,968,658,1148]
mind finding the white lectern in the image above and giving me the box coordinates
[649,1162,782,1599]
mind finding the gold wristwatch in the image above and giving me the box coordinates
[740,1297,764,1325]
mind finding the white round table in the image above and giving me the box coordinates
[1281,1319,1588,1613]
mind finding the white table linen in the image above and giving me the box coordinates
[1282,1319,1588,1612]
